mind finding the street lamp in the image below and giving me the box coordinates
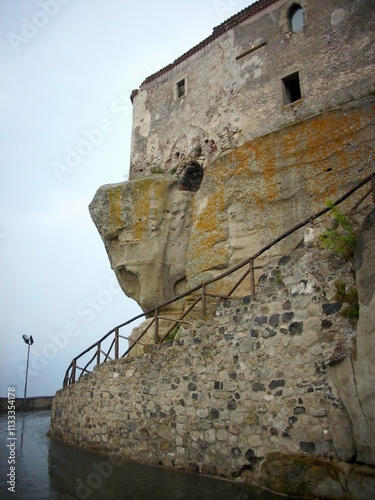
[22,335,34,409]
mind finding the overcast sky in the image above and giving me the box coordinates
[0,0,252,398]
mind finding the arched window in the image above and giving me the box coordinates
[289,4,304,32]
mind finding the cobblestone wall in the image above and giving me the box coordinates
[50,222,375,496]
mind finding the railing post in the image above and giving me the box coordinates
[249,259,255,295]
[71,360,76,385]
[96,342,101,365]
[115,328,119,359]
[202,284,207,318]
[154,308,159,343]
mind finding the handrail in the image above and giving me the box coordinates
[63,172,374,387]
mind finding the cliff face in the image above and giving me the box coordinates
[89,177,194,314]
[186,98,374,291]
[51,207,375,498]
[89,98,375,312]
[329,208,375,465]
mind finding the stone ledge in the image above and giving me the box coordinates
[0,396,53,412]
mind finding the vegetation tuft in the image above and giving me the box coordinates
[166,323,181,342]
[150,166,165,174]
[334,281,359,321]
[319,202,356,260]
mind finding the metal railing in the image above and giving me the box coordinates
[63,172,375,387]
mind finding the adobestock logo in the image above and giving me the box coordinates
[51,94,131,183]
[17,320,81,380]
[61,457,123,500]
[52,119,115,182]
[75,278,122,324]
[16,278,123,380]
[7,0,72,54]
[213,0,247,21]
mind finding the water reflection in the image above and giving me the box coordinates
[0,410,57,499]
[0,410,293,499]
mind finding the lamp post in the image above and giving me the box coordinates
[22,335,34,409]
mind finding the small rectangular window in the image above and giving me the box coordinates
[282,72,301,104]
[176,79,186,98]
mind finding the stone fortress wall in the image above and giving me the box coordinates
[129,0,374,180]
[51,208,375,498]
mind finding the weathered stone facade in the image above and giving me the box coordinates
[186,98,374,292]
[51,207,375,498]
[130,0,374,178]
[89,0,375,314]
[90,97,375,311]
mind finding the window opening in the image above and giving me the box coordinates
[179,161,204,192]
[176,79,186,98]
[282,72,301,104]
[289,4,304,32]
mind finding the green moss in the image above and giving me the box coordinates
[150,166,165,174]
[165,323,181,342]
[334,281,359,320]
[320,202,356,259]
[275,272,284,285]
[258,452,344,497]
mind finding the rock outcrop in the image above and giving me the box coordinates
[89,177,194,314]
[90,99,375,317]
[328,208,375,465]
